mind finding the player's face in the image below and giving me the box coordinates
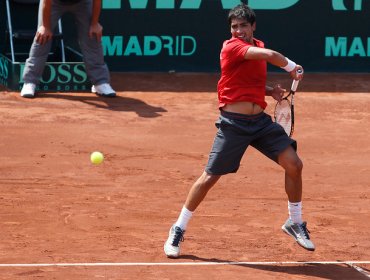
[230,18,255,44]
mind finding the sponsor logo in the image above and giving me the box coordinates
[277,112,291,123]
[0,56,9,80]
[332,0,364,11]
[102,35,196,56]
[325,37,370,57]
[0,56,9,87]
[102,0,300,10]
[19,63,88,84]
[21,84,88,91]
[103,0,366,11]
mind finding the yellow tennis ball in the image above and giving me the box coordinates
[90,151,104,165]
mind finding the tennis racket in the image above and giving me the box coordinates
[274,70,302,137]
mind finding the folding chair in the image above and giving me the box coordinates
[5,0,65,63]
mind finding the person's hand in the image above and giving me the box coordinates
[89,22,103,42]
[290,65,304,81]
[35,25,53,45]
[271,84,286,102]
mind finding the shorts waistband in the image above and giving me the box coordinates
[220,109,265,120]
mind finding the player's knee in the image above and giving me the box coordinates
[296,158,303,173]
[287,157,303,176]
[197,172,220,191]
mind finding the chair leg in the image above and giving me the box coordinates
[5,0,16,63]
[58,19,66,62]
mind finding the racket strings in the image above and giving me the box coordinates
[275,99,292,136]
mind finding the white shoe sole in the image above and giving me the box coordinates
[21,93,35,98]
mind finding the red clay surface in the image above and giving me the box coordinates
[0,73,369,279]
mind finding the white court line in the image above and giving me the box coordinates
[0,261,369,267]
[347,263,370,278]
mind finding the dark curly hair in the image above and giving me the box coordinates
[228,3,256,26]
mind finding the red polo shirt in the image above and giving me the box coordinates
[217,37,267,109]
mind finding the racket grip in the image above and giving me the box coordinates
[291,80,300,92]
[291,69,303,91]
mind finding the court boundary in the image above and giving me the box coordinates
[0,260,368,267]
[1,261,369,278]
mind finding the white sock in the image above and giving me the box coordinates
[288,201,303,224]
[174,206,193,231]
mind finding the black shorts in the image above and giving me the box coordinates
[205,110,297,175]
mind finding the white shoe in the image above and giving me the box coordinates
[282,219,315,251]
[92,83,116,97]
[164,224,185,258]
[20,83,36,98]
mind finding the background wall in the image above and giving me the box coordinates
[1,0,369,73]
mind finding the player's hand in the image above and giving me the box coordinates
[35,25,53,45]
[290,65,304,81]
[89,23,103,42]
[271,84,286,102]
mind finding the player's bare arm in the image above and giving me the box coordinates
[90,0,103,42]
[245,47,304,80]
[244,47,287,66]
[36,0,52,45]
[266,84,286,102]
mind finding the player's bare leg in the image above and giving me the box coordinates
[164,172,221,258]
[185,172,221,211]
[278,146,302,203]
[278,145,315,251]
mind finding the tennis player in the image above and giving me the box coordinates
[164,3,315,258]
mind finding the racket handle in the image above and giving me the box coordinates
[291,80,300,92]
[291,69,303,92]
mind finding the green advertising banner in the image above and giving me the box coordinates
[97,0,370,72]
[1,0,369,74]
[0,53,90,92]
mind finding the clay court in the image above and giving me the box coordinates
[0,72,369,279]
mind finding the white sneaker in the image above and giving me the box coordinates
[92,83,116,97]
[164,224,185,258]
[20,83,36,98]
[282,218,315,251]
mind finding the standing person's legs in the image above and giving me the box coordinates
[22,0,64,87]
[71,0,114,96]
